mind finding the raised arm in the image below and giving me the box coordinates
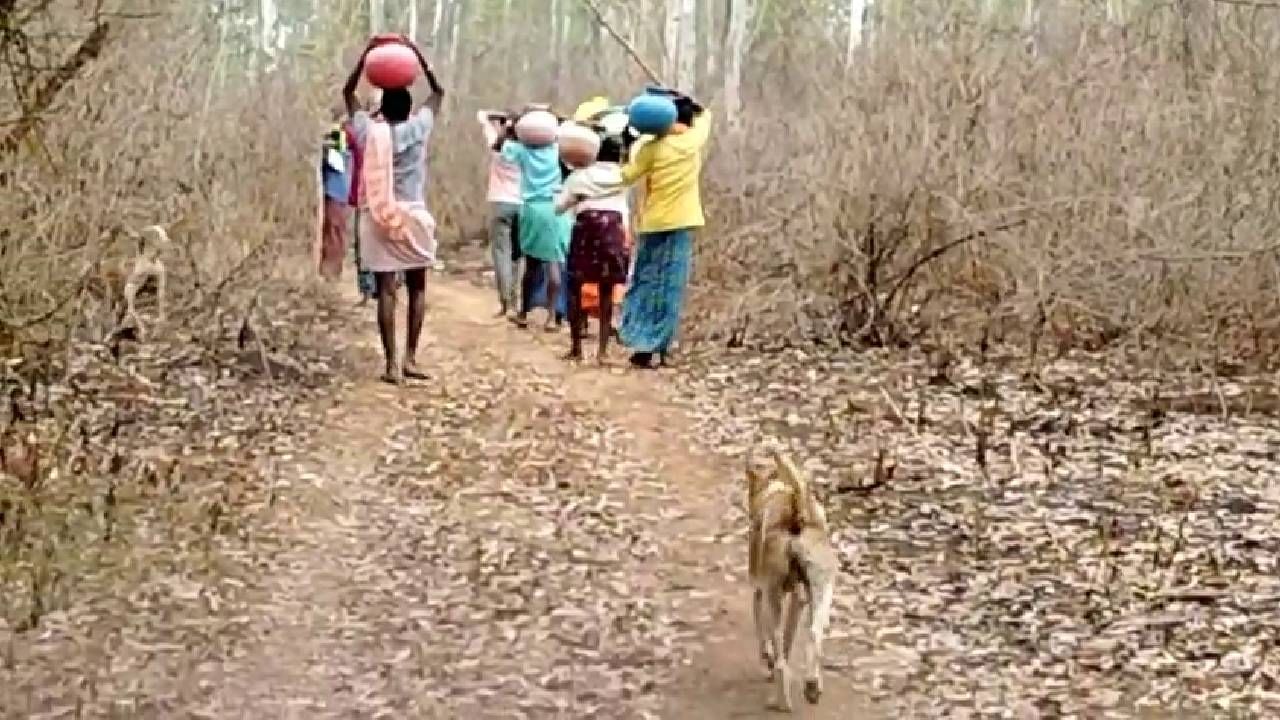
[675,94,712,148]
[342,45,371,117]
[406,39,445,114]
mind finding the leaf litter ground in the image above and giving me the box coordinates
[11,263,1277,718]
[669,341,1280,718]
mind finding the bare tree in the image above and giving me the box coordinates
[723,0,753,126]
[847,0,869,65]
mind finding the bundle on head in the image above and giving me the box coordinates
[515,110,558,146]
[557,121,601,169]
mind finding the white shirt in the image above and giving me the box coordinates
[558,163,629,219]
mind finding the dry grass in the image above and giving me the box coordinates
[684,5,1280,371]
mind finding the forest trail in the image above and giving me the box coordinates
[201,272,876,718]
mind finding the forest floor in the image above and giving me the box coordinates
[4,264,1280,718]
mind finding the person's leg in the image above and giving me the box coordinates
[565,271,583,360]
[374,271,399,383]
[544,261,562,332]
[489,204,516,316]
[597,280,615,363]
[622,232,661,369]
[655,230,695,367]
[403,268,428,379]
[515,257,541,328]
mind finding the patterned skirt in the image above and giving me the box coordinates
[568,209,629,285]
[619,229,693,354]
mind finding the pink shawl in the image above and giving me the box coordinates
[361,118,436,264]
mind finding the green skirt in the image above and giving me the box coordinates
[517,200,570,263]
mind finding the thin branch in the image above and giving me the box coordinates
[578,0,663,84]
[1137,242,1280,262]
[884,219,1027,312]
[1211,0,1280,8]
[0,21,112,155]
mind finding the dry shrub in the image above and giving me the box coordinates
[1,12,327,345]
[686,4,1280,370]
[0,3,342,648]
[403,3,1280,370]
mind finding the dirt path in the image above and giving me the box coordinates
[208,273,875,718]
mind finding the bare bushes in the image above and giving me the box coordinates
[690,8,1280,369]
[0,5,341,646]
[1,10,322,346]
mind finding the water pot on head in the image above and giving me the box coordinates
[364,41,419,90]
[515,110,559,147]
[627,93,677,136]
[558,122,601,169]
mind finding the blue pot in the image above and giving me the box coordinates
[627,93,677,135]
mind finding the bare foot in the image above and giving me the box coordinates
[562,350,583,363]
[403,362,428,380]
[380,367,402,385]
[509,315,529,329]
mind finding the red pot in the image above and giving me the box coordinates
[365,40,419,89]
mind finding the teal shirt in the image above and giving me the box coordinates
[500,140,561,203]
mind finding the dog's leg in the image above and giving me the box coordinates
[802,574,834,704]
[155,266,166,323]
[123,269,143,336]
[753,587,773,678]
[783,590,804,659]
[763,588,793,712]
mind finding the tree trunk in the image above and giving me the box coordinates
[448,0,469,91]
[1022,0,1040,56]
[700,0,717,91]
[432,0,447,48]
[1106,0,1125,25]
[663,0,697,90]
[846,0,867,66]
[560,4,574,101]
[260,0,277,56]
[369,0,384,34]
[677,0,696,91]
[408,0,418,42]
[723,0,752,128]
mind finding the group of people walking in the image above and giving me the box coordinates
[318,35,711,382]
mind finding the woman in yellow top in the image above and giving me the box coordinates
[614,91,711,369]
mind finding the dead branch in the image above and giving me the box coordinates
[0,21,111,155]
[577,0,663,85]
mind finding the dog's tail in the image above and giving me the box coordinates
[772,450,821,531]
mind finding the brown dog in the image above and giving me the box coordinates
[747,451,837,712]
[85,225,169,338]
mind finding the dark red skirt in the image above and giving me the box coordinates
[568,209,629,285]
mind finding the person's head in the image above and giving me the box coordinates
[597,135,623,164]
[674,96,698,127]
[379,88,412,123]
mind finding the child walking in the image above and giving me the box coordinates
[497,109,570,331]
[477,110,521,316]
[556,134,630,363]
